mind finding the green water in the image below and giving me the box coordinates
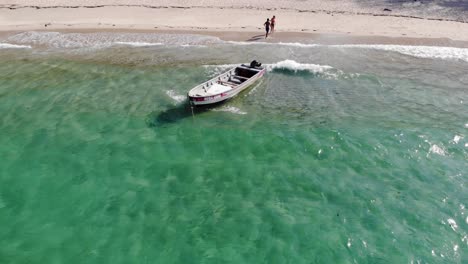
[0,36,467,263]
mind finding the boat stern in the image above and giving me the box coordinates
[188,93,229,106]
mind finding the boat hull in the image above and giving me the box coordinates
[188,64,265,106]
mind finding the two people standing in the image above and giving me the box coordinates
[263,15,276,38]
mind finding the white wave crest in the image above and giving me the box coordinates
[428,144,446,156]
[451,135,463,144]
[212,106,247,115]
[7,31,221,49]
[204,60,339,79]
[114,42,163,47]
[165,90,186,103]
[277,42,319,48]
[224,41,271,46]
[225,41,318,48]
[331,44,468,62]
[180,44,207,48]
[447,218,458,231]
[0,43,31,49]
[266,60,333,73]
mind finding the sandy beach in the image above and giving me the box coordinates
[1,1,468,46]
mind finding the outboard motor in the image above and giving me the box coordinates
[250,60,262,68]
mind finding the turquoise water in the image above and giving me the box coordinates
[0,32,467,263]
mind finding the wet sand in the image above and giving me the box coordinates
[1,2,468,46]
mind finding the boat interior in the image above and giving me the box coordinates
[190,65,262,97]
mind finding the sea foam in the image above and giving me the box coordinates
[204,60,335,75]
[447,218,458,231]
[204,60,339,79]
[266,60,333,74]
[331,44,468,62]
[225,41,318,48]
[225,41,468,62]
[6,31,221,49]
[166,90,186,103]
[428,144,447,156]
[212,106,247,115]
[114,42,163,47]
[0,43,31,49]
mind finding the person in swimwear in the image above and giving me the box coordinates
[263,18,270,38]
[271,15,276,33]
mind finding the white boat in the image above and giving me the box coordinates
[188,61,266,106]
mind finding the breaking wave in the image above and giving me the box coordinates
[225,40,468,62]
[114,42,163,47]
[204,60,334,74]
[6,31,222,49]
[203,60,345,79]
[226,41,468,63]
[265,60,333,74]
[265,60,349,80]
[225,41,318,48]
[6,32,468,64]
[331,44,468,62]
[0,43,31,49]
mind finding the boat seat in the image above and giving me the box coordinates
[229,79,242,84]
[230,76,247,83]
[218,80,234,87]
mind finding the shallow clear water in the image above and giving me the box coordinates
[0,32,467,263]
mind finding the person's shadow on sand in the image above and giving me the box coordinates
[247,34,265,41]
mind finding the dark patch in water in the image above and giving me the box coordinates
[146,104,193,127]
[146,102,225,127]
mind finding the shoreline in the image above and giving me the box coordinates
[1,5,468,45]
[2,28,468,49]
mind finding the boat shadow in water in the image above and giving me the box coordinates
[146,101,227,127]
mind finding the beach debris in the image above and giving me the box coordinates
[44,23,51,27]
[383,8,392,12]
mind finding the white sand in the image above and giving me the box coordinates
[1,1,468,43]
